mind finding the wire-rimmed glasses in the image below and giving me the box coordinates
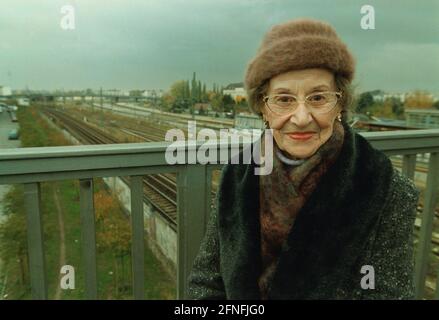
[263,91,342,115]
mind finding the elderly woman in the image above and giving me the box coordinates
[187,18,420,299]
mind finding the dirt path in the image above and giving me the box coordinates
[53,184,66,300]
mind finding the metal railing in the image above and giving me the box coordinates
[0,141,226,300]
[0,129,439,299]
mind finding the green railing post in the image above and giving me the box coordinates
[24,182,47,300]
[435,269,439,299]
[130,175,145,300]
[79,178,98,299]
[402,154,416,181]
[414,152,439,299]
[176,165,211,299]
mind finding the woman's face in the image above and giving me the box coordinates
[261,68,342,159]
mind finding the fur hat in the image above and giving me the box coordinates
[244,18,356,113]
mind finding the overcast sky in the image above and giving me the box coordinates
[1,0,438,94]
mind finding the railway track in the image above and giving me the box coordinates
[117,124,220,210]
[90,102,234,130]
[43,108,179,230]
[114,102,235,126]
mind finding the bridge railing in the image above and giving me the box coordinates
[363,129,439,299]
[0,141,229,300]
[0,129,439,299]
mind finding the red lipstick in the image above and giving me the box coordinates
[287,132,315,141]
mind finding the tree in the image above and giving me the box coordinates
[235,96,245,104]
[222,94,235,113]
[95,190,131,296]
[210,93,224,112]
[160,93,175,111]
[405,90,434,109]
[373,98,394,118]
[197,80,202,102]
[162,80,191,113]
[191,72,198,102]
[184,81,190,100]
[202,83,207,102]
[169,80,186,101]
[0,186,29,288]
[389,97,404,118]
[356,92,374,113]
[433,100,439,110]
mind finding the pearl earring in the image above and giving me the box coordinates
[337,114,342,122]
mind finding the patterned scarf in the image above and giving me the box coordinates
[258,120,345,299]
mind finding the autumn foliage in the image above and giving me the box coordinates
[94,190,132,296]
[405,90,435,109]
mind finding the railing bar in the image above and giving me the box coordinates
[79,178,98,299]
[24,182,47,300]
[402,154,416,181]
[205,167,214,237]
[176,165,209,299]
[435,271,439,300]
[130,175,145,300]
[176,171,186,300]
[414,152,439,299]
[0,166,185,185]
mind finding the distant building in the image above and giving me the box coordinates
[0,85,12,96]
[371,91,406,103]
[141,89,163,99]
[405,109,439,129]
[141,90,154,98]
[223,82,247,102]
[104,89,130,97]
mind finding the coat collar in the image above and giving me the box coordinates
[218,121,394,299]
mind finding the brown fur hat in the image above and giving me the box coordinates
[244,18,356,112]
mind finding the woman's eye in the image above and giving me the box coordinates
[310,94,324,101]
[309,94,327,103]
[276,96,294,103]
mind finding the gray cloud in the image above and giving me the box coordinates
[0,0,438,95]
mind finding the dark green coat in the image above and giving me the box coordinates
[187,121,420,299]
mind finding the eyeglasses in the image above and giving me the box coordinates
[263,91,342,115]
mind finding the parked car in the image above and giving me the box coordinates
[8,129,19,140]
[17,98,30,107]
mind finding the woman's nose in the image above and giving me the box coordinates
[288,102,313,127]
